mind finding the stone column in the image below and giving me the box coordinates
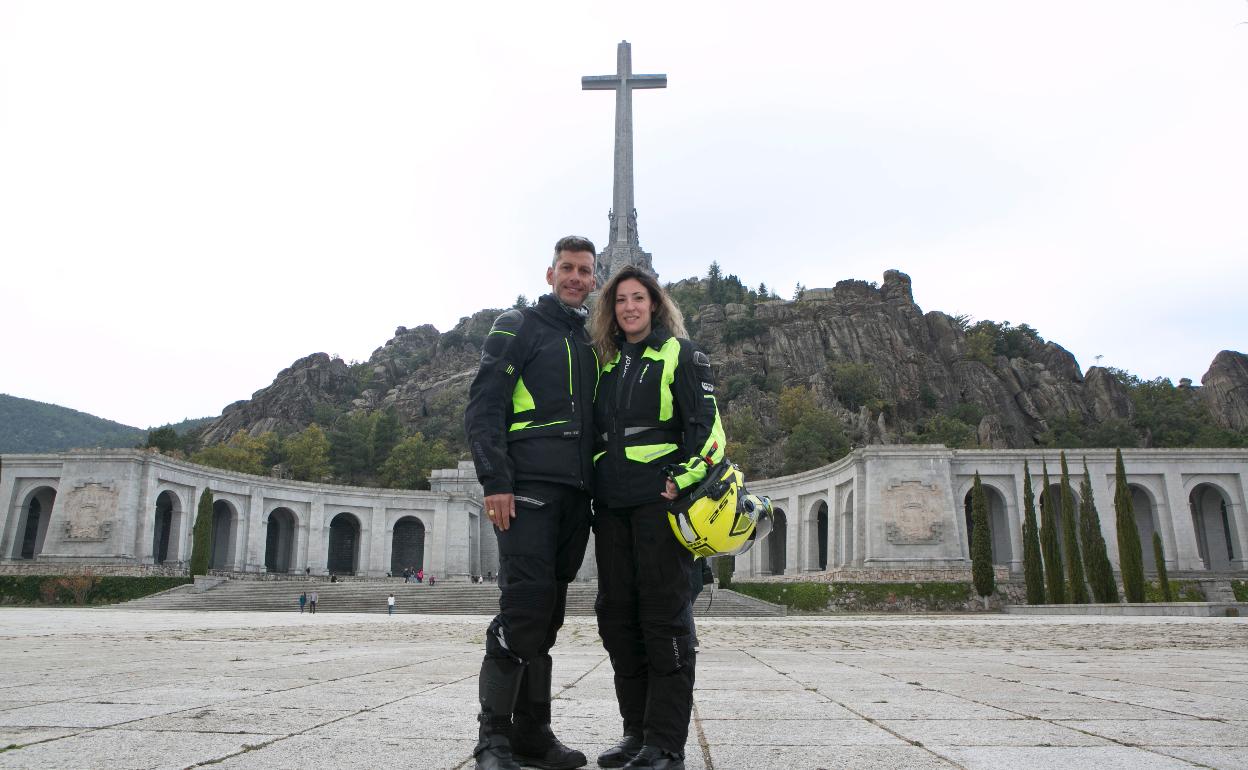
[853,471,868,568]
[1229,476,1248,570]
[1010,465,1030,573]
[307,497,327,575]
[786,497,803,576]
[241,489,265,572]
[367,505,387,577]
[1001,475,1023,575]
[133,458,158,565]
[293,505,309,575]
[1161,471,1203,571]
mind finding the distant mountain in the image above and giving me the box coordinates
[0,394,212,454]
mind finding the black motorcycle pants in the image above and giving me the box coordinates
[595,499,696,756]
[480,481,591,728]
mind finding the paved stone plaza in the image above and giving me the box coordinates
[1,610,1246,769]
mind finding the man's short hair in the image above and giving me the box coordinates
[552,235,597,267]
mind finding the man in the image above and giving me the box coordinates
[465,236,599,770]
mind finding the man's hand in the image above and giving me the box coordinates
[484,493,516,531]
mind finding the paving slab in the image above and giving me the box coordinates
[1152,747,1248,769]
[0,728,269,769]
[0,609,1245,769]
[928,744,1205,769]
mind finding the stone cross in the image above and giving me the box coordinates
[583,40,666,285]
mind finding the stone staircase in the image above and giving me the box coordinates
[120,580,786,617]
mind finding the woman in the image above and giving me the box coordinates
[591,265,725,770]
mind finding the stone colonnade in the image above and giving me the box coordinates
[3,447,1244,582]
[734,446,1248,579]
[0,450,488,579]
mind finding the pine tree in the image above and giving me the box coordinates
[970,473,996,601]
[1079,458,1119,603]
[1114,449,1147,602]
[1153,532,1173,602]
[1059,452,1090,603]
[1039,461,1066,603]
[284,424,331,482]
[189,488,213,576]
[1021,460,1046,604]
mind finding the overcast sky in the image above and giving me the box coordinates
[2,1,1245,429]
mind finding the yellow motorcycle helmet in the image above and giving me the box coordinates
[667,459,774,558]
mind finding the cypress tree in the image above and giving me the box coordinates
[1021,461,1046,604]
[970,473,996,601]
[1114,449,1146,602]
[190,488,214,577]
[1153,532,1173,602]
[1078,458,1119,603]
[1039,461,1066,603]
[1060,452,1090,603]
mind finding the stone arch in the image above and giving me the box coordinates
[210,500,239,570]
[152,490,181,565]
[1189,483,1237,571]
[265,507,298,573]
[963,484,1012,565]
[14,486,56,560]
[1128,484,1159,572]
[839,491,855,567]
[391,516,427,576]
[327,512,362,575]
[763,508,787,575]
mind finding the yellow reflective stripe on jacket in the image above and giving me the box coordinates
[671,394,726,490]
[640,337,680,421]
[624,443,679,463]
[512,376,536,413]
[509,419,570,433]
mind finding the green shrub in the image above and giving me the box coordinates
[1232,581,1248,602]
[732,582,831,611]
[732,581,976,612]
[190,488,213,577]
[723,317,767,346]
[0,576,191,605]
[1143,579,1203,603]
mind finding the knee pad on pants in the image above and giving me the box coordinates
[644,633,695,676]
[496,559,556,661]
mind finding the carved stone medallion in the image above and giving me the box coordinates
[61,482,117,542]
[882,480,944,545]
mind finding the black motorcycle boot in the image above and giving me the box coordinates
[597,734,644,769]
[474,657,526,770]
[620,746,685,770]
[511,656,587,769]
[597,673,646,768]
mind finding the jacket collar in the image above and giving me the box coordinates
[536,293,587,329]
[619,324,672,354]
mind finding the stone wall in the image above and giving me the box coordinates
[0,562,187,577]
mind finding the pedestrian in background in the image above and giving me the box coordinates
[299,592,307,614]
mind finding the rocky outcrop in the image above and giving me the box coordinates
[1201,350,1248,431]
[692,271,1104,446]
[199,353,356,445]
[196,271,1234,455]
